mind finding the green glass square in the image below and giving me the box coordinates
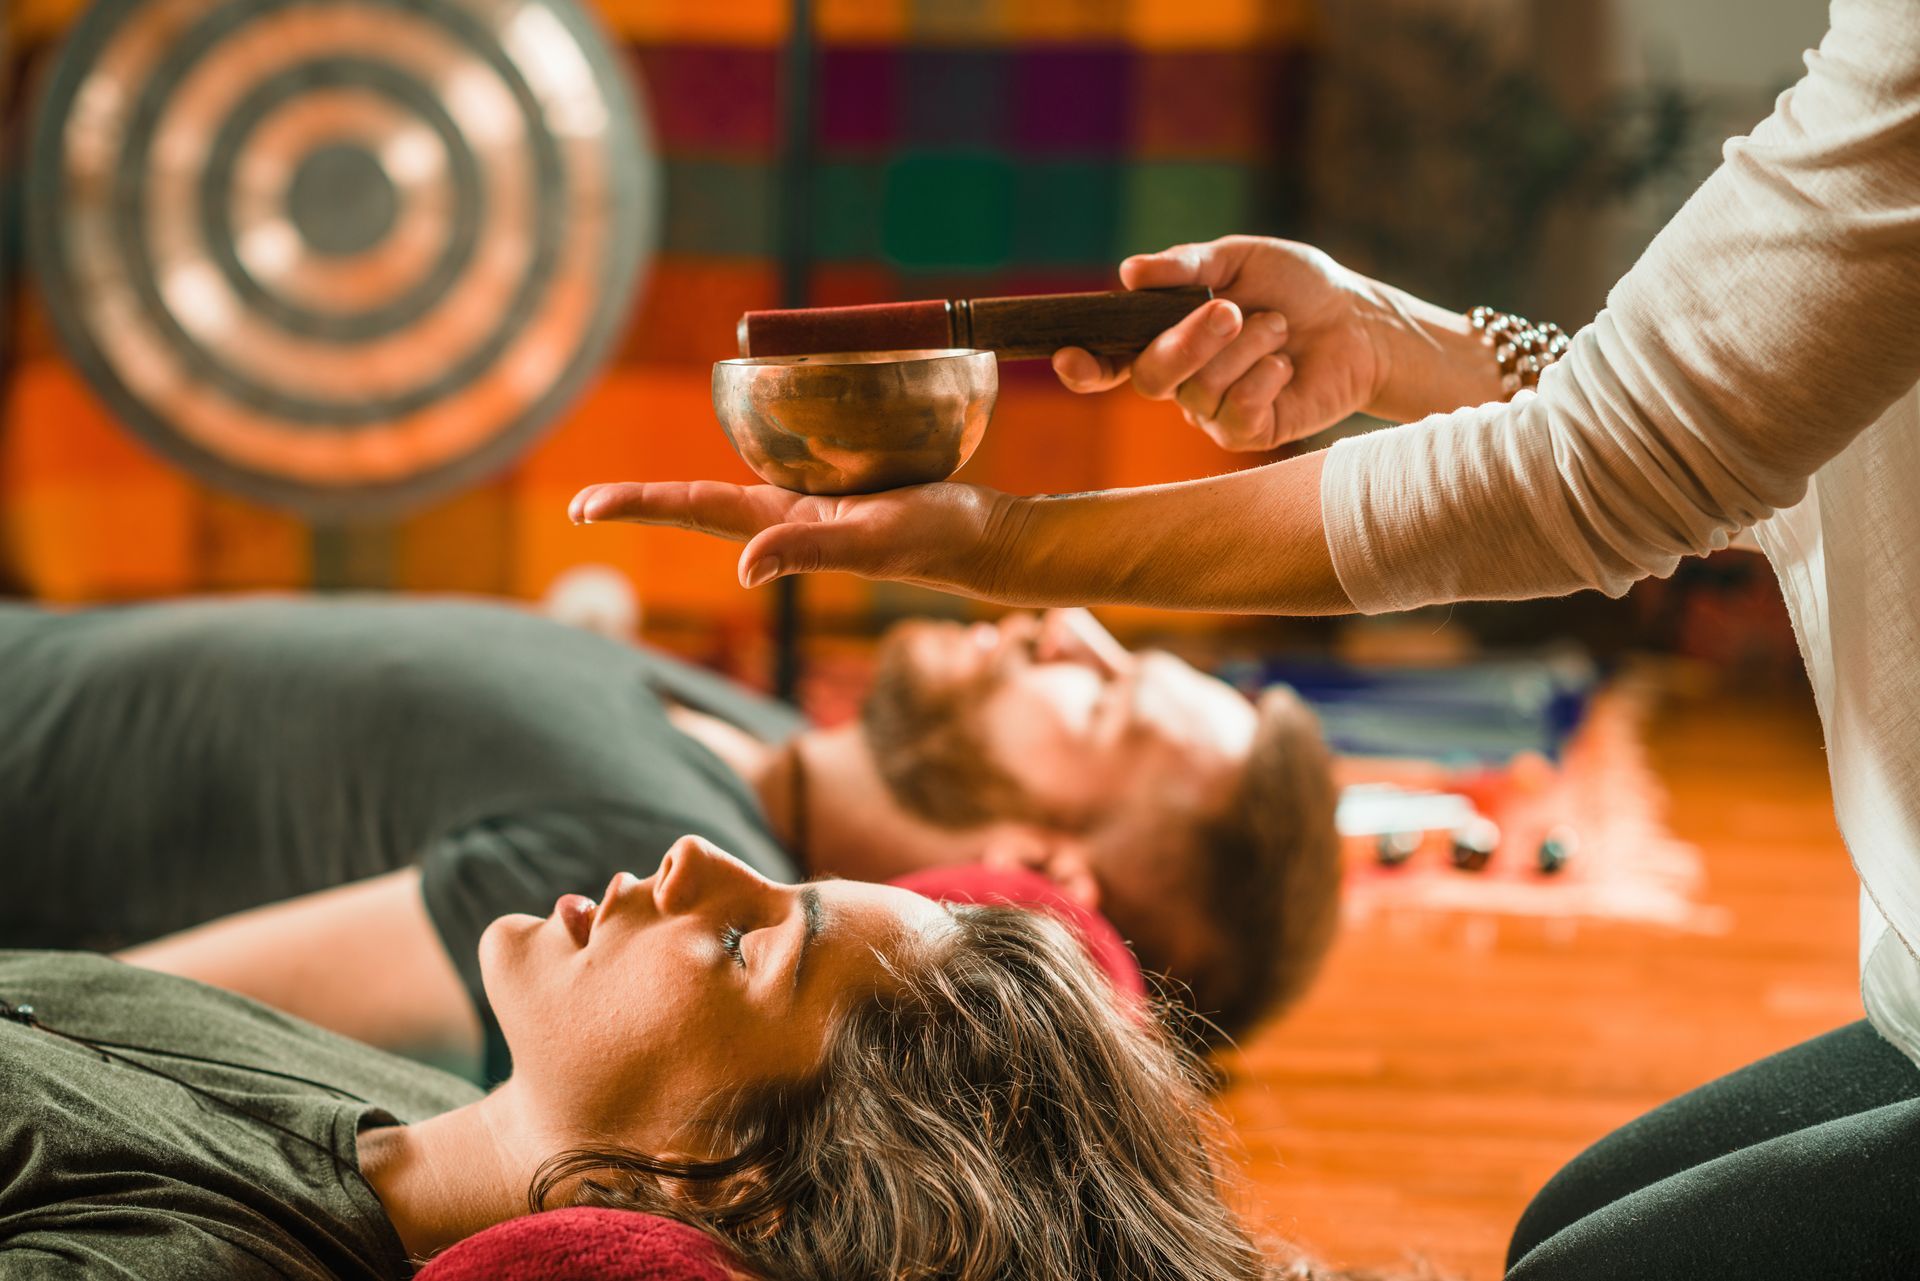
[1011,162,1120,267]
[1117,163,1251,258]
[812,162,888,262]
[882,151,1016,272]
[660,159,776,258]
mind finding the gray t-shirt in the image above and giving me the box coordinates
[0,597,803,1050]
[0,950,480,1279]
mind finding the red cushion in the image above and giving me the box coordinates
[417,1207,734,1281]
[888,863,1147,1006]
[421,866,1142,1281]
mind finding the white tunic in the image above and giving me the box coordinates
[1320,0,1920,1063]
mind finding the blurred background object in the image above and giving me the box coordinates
[0,0,1822,689]
[0,0,1820,895]
[26,0,655,521]
[8,0,655,580]
[0,0,1831,920]
[2,0,1320,646]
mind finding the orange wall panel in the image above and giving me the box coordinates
[511,366,785,620]
[195,493,311,591]
[1127,0,1314,48]
[964,375,1105,497]
[595,0,787,44]
[0,362,197,599]
[620,259,782,368]
[816,0,909,43]
[524,365,762,489]
[394,481,518,595]
[1100,388,1282,489]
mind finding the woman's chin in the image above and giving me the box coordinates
[475,912,547,1006]
[481,911,546,947]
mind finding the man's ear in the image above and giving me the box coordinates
[979,828,1102,911]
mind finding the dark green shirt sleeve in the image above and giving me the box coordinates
[637,648,807,745]
[0,951,479,1281]
[4,1219,316,1279]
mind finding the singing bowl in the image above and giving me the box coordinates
[712,349,998,495]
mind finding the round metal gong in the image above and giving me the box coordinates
[28,0,655,517]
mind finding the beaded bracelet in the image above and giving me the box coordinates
[1470,304,1571,394]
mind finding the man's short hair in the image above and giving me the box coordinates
[1167,686,1343,1048]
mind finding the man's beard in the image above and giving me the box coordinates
[860,632,1039,830]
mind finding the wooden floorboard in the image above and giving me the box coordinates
[1218,677,1861,1279]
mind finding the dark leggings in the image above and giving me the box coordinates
[1506,1021,1920,1279]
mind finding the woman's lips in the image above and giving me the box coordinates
[557,894,598,948]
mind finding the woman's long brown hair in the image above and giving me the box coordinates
[530,904,1361,1281]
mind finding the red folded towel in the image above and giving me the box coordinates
[417,1207,733,1281]
[887,862,1147,1005]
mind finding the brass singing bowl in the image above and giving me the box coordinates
[712,349,998,495]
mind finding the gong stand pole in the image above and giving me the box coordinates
[771,0,815,704]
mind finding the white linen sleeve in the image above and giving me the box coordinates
[1321,0,1920,614]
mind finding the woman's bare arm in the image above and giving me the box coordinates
[117,867,482,1065]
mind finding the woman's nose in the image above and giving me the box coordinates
[653,835,773,916]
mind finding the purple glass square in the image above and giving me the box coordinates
[900,48,1010,148]
[633,46,779,153]
[1010,45,1132,153]
[820,46,901,150]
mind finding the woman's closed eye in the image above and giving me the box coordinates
[719,924,748,969]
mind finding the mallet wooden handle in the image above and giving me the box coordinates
[737,286,1214,361]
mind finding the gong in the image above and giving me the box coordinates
[28,0,655,517]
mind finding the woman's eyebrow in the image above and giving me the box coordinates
[791,885,825,991]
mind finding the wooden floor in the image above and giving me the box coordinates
[1219,677,1862,1279]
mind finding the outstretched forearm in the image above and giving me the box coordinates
[1002,452,1353,615]
[119,867,482,1064]
[575,452,1351,614]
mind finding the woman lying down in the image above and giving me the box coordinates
[0,836,1314,1281]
